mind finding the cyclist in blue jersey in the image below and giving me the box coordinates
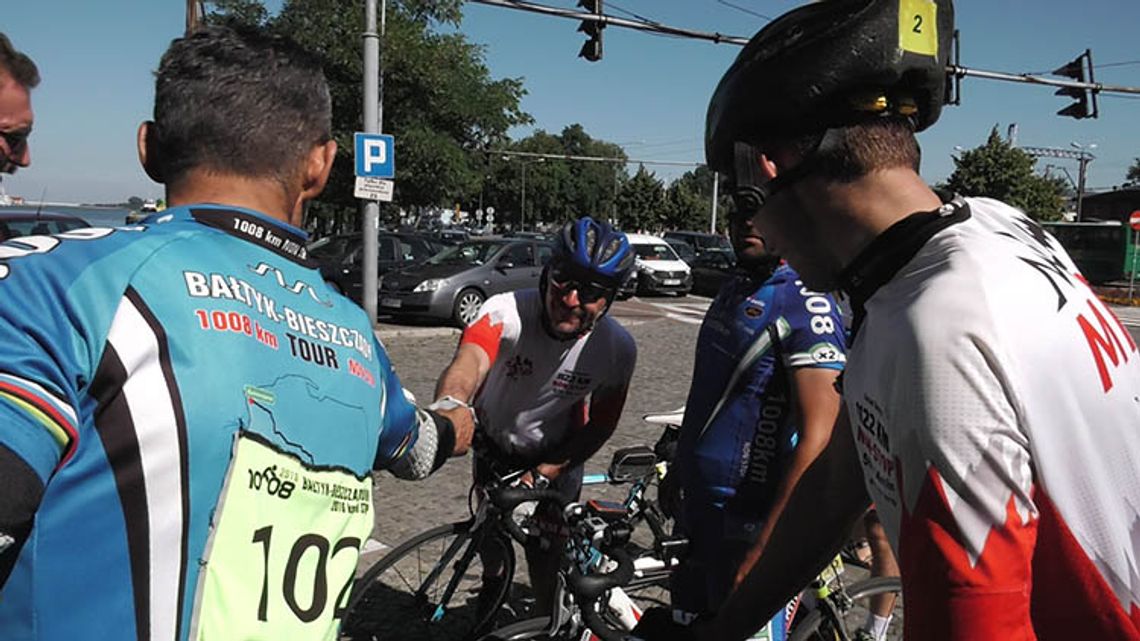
[0,33,38,175]
[0,27,468,641]
[637,209,846,641]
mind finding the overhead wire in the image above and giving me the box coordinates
[713,0,773,22]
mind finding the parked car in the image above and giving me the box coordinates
[627,233,691,296]
[690,249,737,297]
[307,231,446,303]
[663,230,733,257]
[666,239,698,265]
[434,228,470,245]
[0,209,90,241]
[379,238,554,326]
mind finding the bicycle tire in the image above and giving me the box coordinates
[788,577,903,641]
[341,521,516,641]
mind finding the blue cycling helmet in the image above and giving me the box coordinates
[550,216,635,287]
[539,217,634,339]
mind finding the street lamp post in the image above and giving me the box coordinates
[517,157,546,232]
[1071,142,1097,222]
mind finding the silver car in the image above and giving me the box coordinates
[379,238,554,326]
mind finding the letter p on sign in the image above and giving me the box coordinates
[354,133,395,179]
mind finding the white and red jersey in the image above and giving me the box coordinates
[461,289,637,458]
[844,196,1140,640]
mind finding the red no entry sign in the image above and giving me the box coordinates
[1131,210,1140,231]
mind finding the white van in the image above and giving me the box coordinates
[626,233,692,296]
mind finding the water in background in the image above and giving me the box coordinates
[0,205,133,227]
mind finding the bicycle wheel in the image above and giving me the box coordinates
[341,521,516,641]
[789,577,903,641]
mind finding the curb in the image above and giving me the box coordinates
[373,325,461,340]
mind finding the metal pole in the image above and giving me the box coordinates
[1076,155,1089,222]
[710,171,719,233]
[613,163,619,226]
[361,0,381,322]
[1130,229,1139,302]
[520,162,527,232]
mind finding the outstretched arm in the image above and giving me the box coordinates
[432,341,491,456]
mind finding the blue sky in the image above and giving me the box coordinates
[3,0,1138,204]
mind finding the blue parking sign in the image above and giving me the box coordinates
[354,133,395,178]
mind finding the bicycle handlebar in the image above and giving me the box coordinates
[487,485,566,544]
[567,546,636,641]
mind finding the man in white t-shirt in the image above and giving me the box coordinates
[434,216,637,622]
[635,1,1140,640]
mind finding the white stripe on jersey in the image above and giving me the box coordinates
[107,297,185,641]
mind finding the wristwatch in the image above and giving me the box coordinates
[428,395,471,412]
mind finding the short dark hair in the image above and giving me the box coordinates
[152,26,332,185]
[0,33,41,89]
[764,118,921,182]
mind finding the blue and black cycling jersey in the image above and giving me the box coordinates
[675,264,846,521]
[0,205,417,640]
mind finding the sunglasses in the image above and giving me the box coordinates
[1,130,29,161]
[548,264,612,304]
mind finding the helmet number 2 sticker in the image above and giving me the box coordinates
[899,0,938,57]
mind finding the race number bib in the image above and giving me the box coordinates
[191,432,373,641]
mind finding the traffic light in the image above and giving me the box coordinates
[1053,50,1098,119]
[577,0,604,62]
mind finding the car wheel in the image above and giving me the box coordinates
[452,288,485,327]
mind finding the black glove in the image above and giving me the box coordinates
[629,607,696,641]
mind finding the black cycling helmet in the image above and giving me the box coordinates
[706,0,954,193]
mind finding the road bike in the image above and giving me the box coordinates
[340,439,682,641]
[478,481,660,641]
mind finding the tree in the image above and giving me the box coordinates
[942,127,1065,221]
[1126,158,1140,187]
[616,165,667,232]
[484,125,628,230]
[206,0,530,232]
[662,165,728,232]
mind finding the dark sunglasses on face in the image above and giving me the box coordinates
[1,130,29,156]
[548,265,611,304]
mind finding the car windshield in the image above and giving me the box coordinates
[307,236,357,260]
[0,216,89,241]
[634,243,679,261]
[427,241,506,266]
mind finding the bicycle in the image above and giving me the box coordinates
[478,486,654,641]
[340,440,681,641]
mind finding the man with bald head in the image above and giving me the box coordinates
[0,33,38,174]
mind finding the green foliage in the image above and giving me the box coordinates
[616,165,667,232]
[482,125,627,231]
[943,127,1065,221]
[661,165,728,232]
[1126,158,1140,187]
[205,0,529,232]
